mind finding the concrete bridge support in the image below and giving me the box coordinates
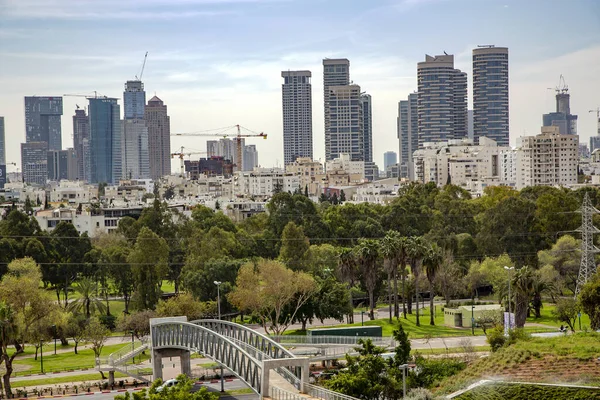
[152,348,192,381]
[261,358,310,397]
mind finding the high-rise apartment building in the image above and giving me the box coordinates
[360,93,373,163]
[145,95,171,179]
[398,93,418,179]
[543,85,578,135]
[323,59,350,161]
[516,126,578,189]
[417,54,467,146]
[73,108,90,181]
[281,70,313,165]
[21,142,48,185]
[473,46,509,146]
[327,85,364,161]
[89,98,121,184]
[48,148,77,181]
[24,96,63,151]
[0,116,5,166]
[383,151,397,171]
[243,145,258,172]
[122,81,149,179]
[207,141,219,157]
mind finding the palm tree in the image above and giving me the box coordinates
[406,237,427,327]
[380,232,400,323]
[395,237,409,319]
[68,278,107,318]
[513,266,535,328]
[338,247,358,323]
[423,243,442,326]
[355,239,381,320]
[530,271,554,319]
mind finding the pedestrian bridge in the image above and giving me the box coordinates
[151,317,357,400]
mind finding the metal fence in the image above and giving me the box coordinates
[304,383,359,400]
[269,335,395,347]
[270,386,306,400]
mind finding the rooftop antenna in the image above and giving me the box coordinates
[135,51,148,80]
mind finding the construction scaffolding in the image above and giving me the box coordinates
[575,193,600,295]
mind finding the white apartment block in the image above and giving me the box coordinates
[500,149,518,185]
[0,182,46,204]
[159,175,233,200]
[235,168,300,198]
[515,126,578,189]
[285,157,324,196]
[353,180,400,204]
[48,180,97,203]
[413,137,507,188]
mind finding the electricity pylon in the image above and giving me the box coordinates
[575,193,600,295]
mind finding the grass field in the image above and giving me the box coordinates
[453,383,600,400]
[11,372,128,388]
[13,342,145,375]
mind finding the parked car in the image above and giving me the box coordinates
[156,379,179,392]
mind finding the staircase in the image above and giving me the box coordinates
[96,338,151,383]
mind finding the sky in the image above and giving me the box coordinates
[1,0,600,172]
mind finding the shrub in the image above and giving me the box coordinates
[408,356,466,389]
[405,387,435,400]
[507,328,530,345]
[486,326,506,352]
[99,314,117,330]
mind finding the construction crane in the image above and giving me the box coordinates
[171,146,207,176]
[172,125,267,172]
[135,51,149,80]
[63,91,107,99]
[547,74,569,95]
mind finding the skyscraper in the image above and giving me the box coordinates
[473,46,509,146]
[89,98,121,184]
[383,151,397,171]
[360,93,373,163]
[417,54,467,146]
[398,93,418,179]
[323,59,350,161]
[0,116,5,166]
[73,108,90,181]
[243,144,258,171]
[24,96,63,150]
[327,85,364,161]
[21,142,48,185]
[48,148,76,181]
[543,81,578,135]
[122,80,149,179]
[281,70,313,165]
[145,95,171,179]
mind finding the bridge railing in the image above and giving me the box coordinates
[304,383,359,400]
[97,338,148,367]
[269,335,396,347]
[271,385,306,400]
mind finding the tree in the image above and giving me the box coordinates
[117,310,157,341]
[293,276,352,331]
[115,374,219,400]
[68,278,107,318]
[537,235,580,294]
[423,243,442,325]
[512,266,535,328]
[228,260,317,334]
[65,313,88,354]
[181,259,241,313]
[474,310,502,335]
[355,239,381,320]
[156,293,216,321]
[380,232,403,322]
[279,221,310,271]
[129,227,169,310]
[578,272,600,330]
[552,298,580,332]
[434,250,464,306]
[406,237,427,326]
[83,317,110,360]
[391,325,411,366]
[340,190,346,203]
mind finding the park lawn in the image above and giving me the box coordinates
[11,372,129,388]
[161,281,175,293]
[13,343,139,375]
[526,304,591,330]
[15,343,75,358]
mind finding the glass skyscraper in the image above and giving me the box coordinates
[89,98,121,184]
[24,96,63,151]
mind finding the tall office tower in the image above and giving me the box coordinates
[24,96,63,150]
[383,151,397,170]
[323,59,350,161]
[327,85,364,161]
[398,93,418,179]
[145,96,171,179]
[0,116,5,165]
[360,93,373,163]
[243,144,258,171]
[21,142,48,185]
[0,117,5,188]
[467,110,474,140]
[47,148,76,181]
[73,108,90,181]
[89,98,121,184]
[122,80,149,179]
[207,140,218,157]
[473,46,509,146]
[281,70,313,165]
[417,54,468,146]
[543,81,578,135]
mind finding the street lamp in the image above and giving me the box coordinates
[52,325,57,355]
[214,280,224,393]
[40,340,44,374]
[361,311,365,327]
[504,266,514,330]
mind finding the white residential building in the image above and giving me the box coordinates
[48,180,97,203]
[353,179,400,204]
[285,157,324,196]
[235,168,300,198]
[413,137,507,188]
[515,126,578,189]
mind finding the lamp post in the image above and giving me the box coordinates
[130,330,135,362]
[471,293,475,336]
[40,340,44,374]
[214,281,224,392]
[361,311,365,327]
[504,266,514,330]
[52,325,57,355]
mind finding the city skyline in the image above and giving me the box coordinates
[1,0,600,172]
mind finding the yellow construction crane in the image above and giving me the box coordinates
[171,146,207,176]
[172,125,267,172]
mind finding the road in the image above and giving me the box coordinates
[90,381,257,400]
